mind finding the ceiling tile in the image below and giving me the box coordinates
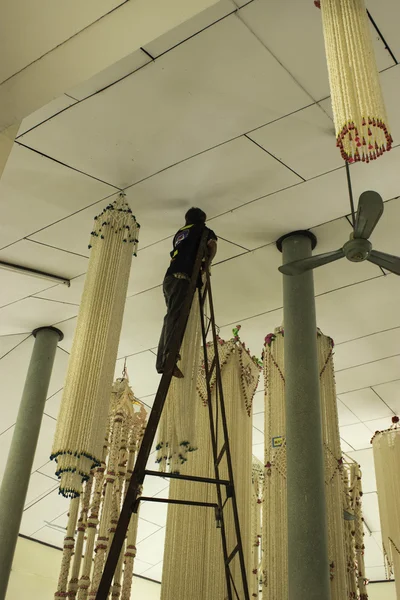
[31,415,59,473]
[136,527,166,564]
[18,95,77,136]
[252,443,264,462]
[141,561,163,582]
[144,0,235,57]
[334,328,400,372]
[350,145,400,207]
[0,297,79,336]
[20,16,311,188]
[0,240,88,281]
[252,426,263,445]
[24,472,59,509]
[37,460,59,482]
[253,412,264,434]
[369,197,400,261]
[339,389,393,422]
[0,269,56,308]
[336,399,360,427]
[32,525,65,548]
[365,566,389,581]
[363,530,385,567]
[68,49,151,100]
[45,390,63,421]
[210,167,349,250]
[142,475,169,499]
[346,448,377,493]
[339,423,373,451]
[114,351,161,397]
[136,518,162,544]
[0,333,30,360]
[364,417,394,435]
[248,104,343,180]
[373,380,400,415]
[139,493,169,528]
[340,438,355,453]
[365,0,400,60]
[20,488,67,536]
[0,144,116,250]
[134,558,155,576]
[335,356,400,395]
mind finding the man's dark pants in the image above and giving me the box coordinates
[156,275,189,373]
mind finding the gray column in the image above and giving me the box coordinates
[0,326,63,600]
[279,232,330,600]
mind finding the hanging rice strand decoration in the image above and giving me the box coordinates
[51,194,139,498]
[156,289,203,472]
[372,417,400,598]
[319,0,392,163]
[54,376,147,600]
[161,332,261,600]
[251,458,264,600]
[262,327,347,600]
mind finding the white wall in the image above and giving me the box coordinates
[6,536,161,600]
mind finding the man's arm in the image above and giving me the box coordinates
[204,239,217,273]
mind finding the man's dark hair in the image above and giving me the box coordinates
[185,207,206,225]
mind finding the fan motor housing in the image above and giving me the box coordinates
[343,238,372,263]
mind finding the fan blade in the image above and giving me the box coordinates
[279,249,345,276]
[367,250,400,275]
[354,191,384,239]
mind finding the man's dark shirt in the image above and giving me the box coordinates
[166,223,218,279]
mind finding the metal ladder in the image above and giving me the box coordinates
[96,230,250,600]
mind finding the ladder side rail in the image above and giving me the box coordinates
[95,230,209,600]
[198,287,234,600]
[205,270,251,600]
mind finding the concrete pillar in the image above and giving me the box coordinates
[0,326,63,600]
[278,231,330,600]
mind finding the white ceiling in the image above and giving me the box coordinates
[1,0,399,586]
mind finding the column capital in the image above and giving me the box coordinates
[32,326,64,342]
[276,230,317,253]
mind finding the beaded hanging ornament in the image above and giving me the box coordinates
[317,0,392,163]
[371,417,400,597]
[51,193,140,498]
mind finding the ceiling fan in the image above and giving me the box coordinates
[279,183,400,277]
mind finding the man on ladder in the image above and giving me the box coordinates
[156,207,217,378]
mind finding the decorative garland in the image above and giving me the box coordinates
[251,458,264,599]
[262,326,348,600]
[51,194,140,497]
[317,0,392,163]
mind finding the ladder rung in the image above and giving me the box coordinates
[226,544,239,565]
[144,470,230,486]
[140,497,218,509]
[216,443,227,466]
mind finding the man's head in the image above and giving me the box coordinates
[185,207,206,225]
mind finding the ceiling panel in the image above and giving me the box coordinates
[18,95,77,136]
[364,417,394,434]
[340,439,355,453]
[136,527,166,564]
[0,333,30,359]
[366,566,388,581]
[252,443,264,462]
[139,492,169,529]
[369,198,400,260]
[31,415,58,473]
[334,327,400,372]
[141,561,163,582]
[20,488,67,536]
[0,0,126,82]
[0,296,78,336]
[373,380,400,415]
[210,167,348,250]
[136,518,162,544]
[336,399,360,427]
[252,426,263,445]
[252,390,264,415]
[134,558,155,576]
[24,472,59,509]
[0,342,68,433]
[340,423,373,451]
[253,412,264,434]
[144,0,235,57]
[338,388,393,422]
[346,448,377,493]
[0,269,56,308]
[238,0,393,104]
[363,530,385,567]
[349,145,400,207]
[45,389,63,421]
[114,351,161,396]
[20,16,311,188]
[0,239,88,281]
[335,356,400,395]
[33,525,65,548]
[37,460,59,482]
[362,493,382,533]
[68,49,151,100]
[315,274,400,346]
[0,144,116,250]
[125,135,302,245]
[366,0,400,59]
[248,104,343,180]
